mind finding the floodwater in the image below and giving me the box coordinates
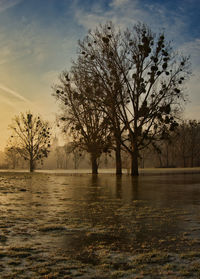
[0,172,200,278]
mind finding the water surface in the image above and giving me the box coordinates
[0,172,200,278]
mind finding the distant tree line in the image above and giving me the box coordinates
[53,120,200,170]
[153,120,200,168]
[3,119,200,171]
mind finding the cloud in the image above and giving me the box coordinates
[0,16,59,67]
[110,0,132,8]
[178,39,200,120]
[0,81,33,151]
[179,38,200,70]
[75,10,110,30]
[74,0,139,31]
[0,84,31,103]
[0,95,16,108]
[0,0,22,13]
[42,70,60,85]
[0,23,35,65]
[73,0,192,46]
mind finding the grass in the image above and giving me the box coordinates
[133,251,171,264]
[1,172,200,278]
[180,251,200,259]
[38,225,66,232]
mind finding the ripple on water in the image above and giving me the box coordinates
[0,172,200,278]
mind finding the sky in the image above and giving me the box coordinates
[0,0,199,150]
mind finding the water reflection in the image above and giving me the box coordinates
[115,176,122,199]
[1,173,200,257]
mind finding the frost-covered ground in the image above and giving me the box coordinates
[0,172,200,278]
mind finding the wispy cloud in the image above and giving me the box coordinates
[0,84,31,103]
[180,38,200,69]
[110,0,136,8]
[73,0,192,45]
[0,95,16,108]
[0,0,22,13]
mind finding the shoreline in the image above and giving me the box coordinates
[0,167,200,175]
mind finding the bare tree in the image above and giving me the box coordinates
[4,147,21,169]
[8,112,51,172]
[72,26,125,174]
[187,120,200,167]
[65,142,84,170]
[73,22,190,175]
[152,133,177,168]
[175,120,200,167]
[54,72,112,174]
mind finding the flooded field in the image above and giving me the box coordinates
[0,172,200,278]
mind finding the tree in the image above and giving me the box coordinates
[4,146,21,169]
[186,120,200,167]
[65,142,84,170]
[175,120,200,167]
[8,112,51,172]
[152,132,177,168]
[71,58,123,175]
[72,28,125,174]
[73,22,190,175]
[54,71,113,174]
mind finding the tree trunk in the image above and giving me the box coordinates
[166,144,169,167]
[131,143,139,176]
[116,176,122,198]
[115,141,122,175]
[91,153,98,174]
[183,156,186,168]
[191,148,194,167]
[30,158,34,172]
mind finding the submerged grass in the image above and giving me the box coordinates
[38,225,67,232]
[0,172,200,278]
[133,251,171,264]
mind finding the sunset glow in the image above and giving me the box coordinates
[0,0,199,150]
